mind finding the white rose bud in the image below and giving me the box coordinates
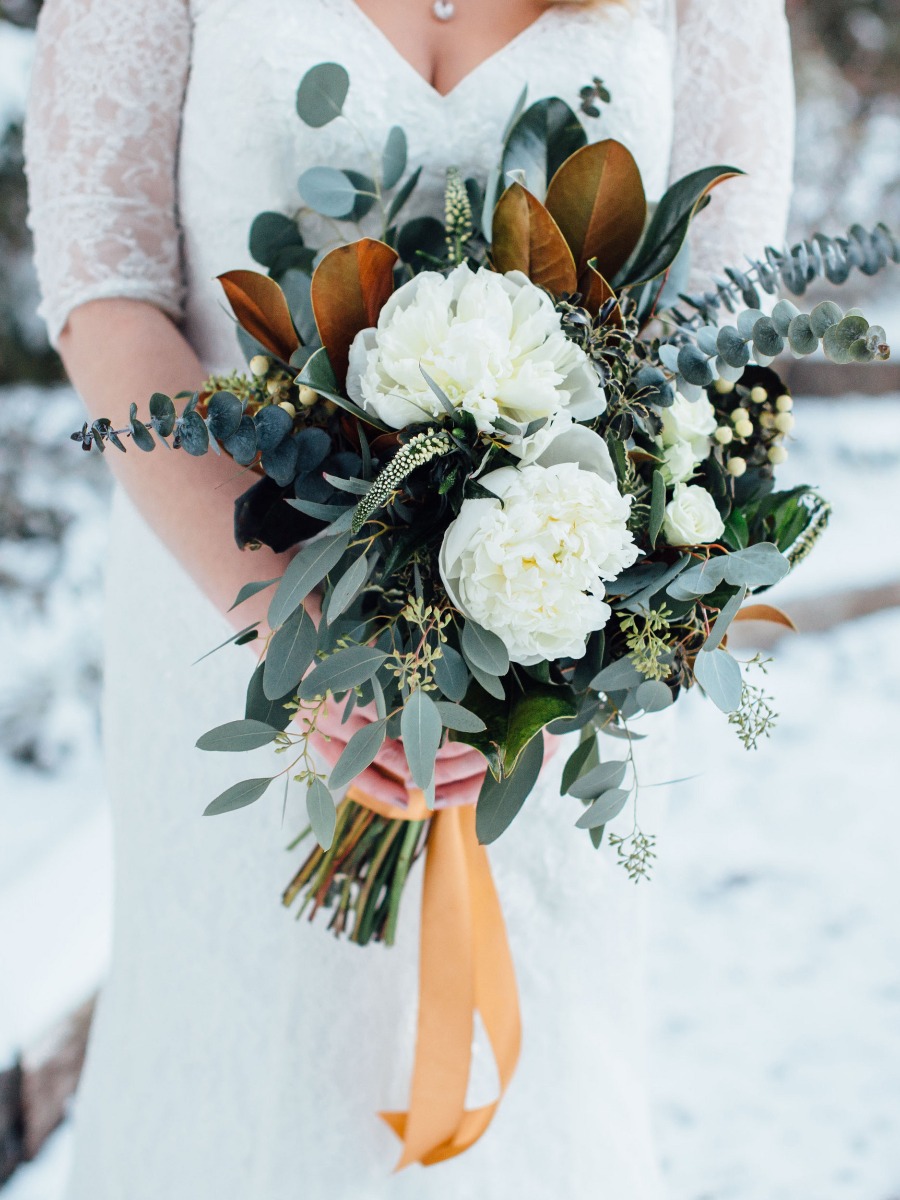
[249,355,270,377]
[776,394,794,412]
[660,439,698,485]
[663,484,726,547]
[727,456,748,478]
[714,425,734,445]
[774,412,795,434]
[768,445,788,465]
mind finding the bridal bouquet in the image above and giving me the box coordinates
[77,63,896,944]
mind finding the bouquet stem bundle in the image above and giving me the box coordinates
[284,798,429,945]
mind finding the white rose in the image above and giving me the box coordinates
[439,428,638,666]
[660,392,717,460]
[660,439,697,485]
[346,263,605,453]
[663,484,726,547]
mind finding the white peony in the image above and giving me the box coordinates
[663,484,726,547]
[660,391,717,460]
[439,427,638,666]
[660,439,697,486]
[346,263,605,453]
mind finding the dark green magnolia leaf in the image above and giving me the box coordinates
[433,645,470,703]
[619,165,742,287]
[328,719,388,790]
[575,788,630,829]
[268,532,351,628]
[694,647,743,713]
[204,776,272,816]
[180,410,210,456]
[649,469,666,549]
[298,645,388,701]
[401,689,443,791]
[504,687,576,772]
[206,391,242,441]
[703,585,748,652]
[397,217,447,268]
[294,347,378,426]
[461,620,510,677]
[568,759,627,800]
[196,719,280,753]
[325,554,370,624]
[501,97,587,199]
[264,606,317,700]
[476,733,544,845]
[433,701,487,734]
[296,62,350,128]
[149,392,176,437]
[229,577,280,612]
[382,125,408,190]
[307,777,337,849]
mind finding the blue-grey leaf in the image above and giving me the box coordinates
[223,414,259,465]
[694,648,743,713]
[328,719,387,790]
[204,776,272,816]
[590,657,644,693]
[196,719,280,752]
[461,620,510,677]
[326,554,369,624]
[268,532,350,628]
[382,125,408,189]
[568,759,628,800]
[306,777,337,850]
[476,734,543,845]
[433,644,470,702]
[298,645,388,701]
[722,543,790,589]
[254,404,293,453]
[206,391,242,441]
[295,62,350,128]
[298,166,358,218]
[433,701,487,734]
[401,689,443,791]
[703,585,748,652]
[635,680,674,713]
[263,606,317,700]
[229,577,280,612]
[575,788,630,829]
[180,410,210,456]
[193,622,260,664]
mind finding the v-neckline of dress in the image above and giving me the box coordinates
[341,0,559,100]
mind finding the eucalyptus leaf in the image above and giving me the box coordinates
[575,788,630,829]
[694,648,743,713]
[433,702,487,734]
[328,719,388,790]
[296,62,350,128]
[298,166,358,218]
[306,777,337,849]
[401,689,443,790]
[568,759,628,801]
[179,410,210,456]
[559,737,597,795]
[461,620,510,677]
[196,719,280,753]
[635,680,674,713]
[206,391,243,441]
[193,622,261,665]
[703,585,748,652]
[245,660,294,731]
[433,644,470,702]
[325,553,370,624]
[649,469,666,549]
[476,733,544,845]
[268,532,351,628]
[149,392,176,437]
[263,606,317,700]
[298,645,388,701]
[204,776,272,816]
[590,657,645,693]
[382,125,408,190]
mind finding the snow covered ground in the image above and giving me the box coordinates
[1,385,899,1199]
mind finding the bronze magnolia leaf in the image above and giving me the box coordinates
[545,140,647,280]
[310,238,399,385]
[491,182,578,296]
[217,270,300,364]
[580,260,624,326]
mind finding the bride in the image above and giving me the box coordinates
[24,0,794,1196]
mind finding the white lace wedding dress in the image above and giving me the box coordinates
[24,2,794,1196]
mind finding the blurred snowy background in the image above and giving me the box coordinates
[1,2,900,1197]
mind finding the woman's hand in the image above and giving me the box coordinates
[59,298,295,635]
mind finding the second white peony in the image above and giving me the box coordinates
[346,263,605,454]
[439,427,638,666]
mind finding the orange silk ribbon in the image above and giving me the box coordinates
[345,784,521,1170]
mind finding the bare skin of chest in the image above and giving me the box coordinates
[353,0,551,94]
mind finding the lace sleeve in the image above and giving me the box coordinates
[669,0,796,294]
[24,0,191,346]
